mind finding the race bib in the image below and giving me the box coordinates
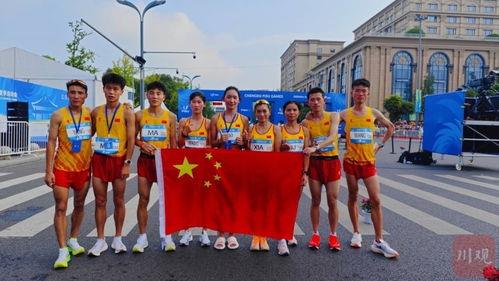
[142,125,167,141]
[93,137,119,155]
[186,136,207,148]
[250,139,273,152]
[66,122,91,141]
[223,128,241,142]
[350,128,373,144]
[284,139,304,152]
[313,136,334,152]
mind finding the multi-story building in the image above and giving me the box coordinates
[281,0,499,110]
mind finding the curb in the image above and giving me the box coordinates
[0,154,44,168]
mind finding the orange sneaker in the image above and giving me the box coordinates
[328,234,341,251]
[308,234,320,249]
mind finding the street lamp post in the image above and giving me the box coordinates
[182,74,201,89]
[117,0,166,110]
[415,14,427,120]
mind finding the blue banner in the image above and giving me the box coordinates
[0,76,67,121]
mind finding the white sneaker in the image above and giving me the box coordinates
[111,236,127,254]
[162,235,176,252]
[350,232,362,248]
[132,235,149,253]
[287,236,298,247]
[199,231,211,247]
[88,239,108,257]
[179,230,193,246]
[53,247,71,269]
[277,239,290,256]
[370,239,400,258]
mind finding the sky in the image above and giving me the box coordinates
[0,0,393,90]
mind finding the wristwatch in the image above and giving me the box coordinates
[124,159,132,165]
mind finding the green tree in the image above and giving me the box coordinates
[203,102,216,119]
[137,73,189,112]
[406,26,425,35]
[65,20,97,74]
[110,55,137,87]
[384,95,414,121]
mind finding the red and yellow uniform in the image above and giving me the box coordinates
[216,113,245,149]
[343,107,377,179]
[137,109,171,183]
[185,118,208,148]
[249,124,275,152]
[54,107,92,189]
[281,125,305,152]
[92,104,127,182]
[304,112,341,183]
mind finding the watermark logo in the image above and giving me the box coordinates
[453,235,496,278]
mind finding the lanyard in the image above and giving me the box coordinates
[105,103,121,136]
[222,112,238,133]
[68,107,82,135]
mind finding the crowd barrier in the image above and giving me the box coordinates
[0,121,49,157]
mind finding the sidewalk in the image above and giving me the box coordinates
[0,153,44,168]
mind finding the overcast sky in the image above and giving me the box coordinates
[0,0,393,90]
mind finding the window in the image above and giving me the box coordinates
[464,54,485,85]
[337,63,346,93]
[352,55,363,80]
[428,27,438,34]
[484,18,493,25]
[447,16,458,23]
[415,3,422,10]
[467,5,477,12]
[427,15,438,22]
[428,52,450,94]
[327,68,335,92]
[466,17,477,24]
[447,28,457,35]
[483,6,494,13]
[428,3,438,10]
[448,4,458,12]
[466,29,476,36]
[391,51,414,101]
[484,30,493,36]
[317,48,323,60]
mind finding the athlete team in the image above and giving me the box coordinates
[45,72,399,269]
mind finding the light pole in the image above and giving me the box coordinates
[117,0,166,110]
[182,74,201,89]
[415,14,427,119]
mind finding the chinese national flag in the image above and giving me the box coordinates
[156,148,303,240]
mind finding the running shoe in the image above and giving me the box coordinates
[308,233,321,249]
[179,230,193,246]
[199,230,211,247]
[67,238,85,256]
[328,234,341,251]
[88,239,108,257]
[370,239,400,258]
[132,235,149,253]
[277,239,290,256]
[162,236,176,252]
[111,237,127,254]
[259,237,270,251]
[250,236,260,251]
[350,232,362,248]
[53,248,71,269]
[287,236,298,247]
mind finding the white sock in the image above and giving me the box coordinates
[138,233,147,243]
[330,232,337,236]
[163,235,172,243]
[97,238,106,244]
[59,247,69,255]
[114,236,122,242]
[69,237,77,242]
[313,231,319,235]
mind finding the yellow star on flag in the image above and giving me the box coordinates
[214,161,222,169]
[204,180,212,188]
[214,174,221,181]
[205,152,213,160]
[173,157,198,178]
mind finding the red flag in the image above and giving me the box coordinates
[156,148,303,240]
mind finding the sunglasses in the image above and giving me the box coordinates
[255,99,270,105]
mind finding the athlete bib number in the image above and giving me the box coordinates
[350,128,373,144]
[313,136,334,152]
[284,139,304,152]
[186,136,207,148]
[250,139,273,152]
[66,122,91,141]
[93,137,119,155]
[142,125,167,141]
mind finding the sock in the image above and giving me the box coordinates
[313,231,319,235]
[330,232,337,236]
[59,247,69,256]
[138,233,147,243]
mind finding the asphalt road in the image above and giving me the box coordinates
[0,142,497,281]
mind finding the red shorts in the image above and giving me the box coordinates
[92,153,125,182]
[54,168,90,190]
[137,154,157,183]
[343,160,377,179]
[309,157,342,184]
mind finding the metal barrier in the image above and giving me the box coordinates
[0,121,49,157]
[375,128,422,140]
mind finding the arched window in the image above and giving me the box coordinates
[464,53,485,85]
[391,51,414,101]
[352,55,363,80]
[337,63,346,93]
[428,52,450,94]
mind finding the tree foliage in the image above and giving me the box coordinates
[135,73,189,113]
[110,55,137,87]
[65,20,97,74]
[406,26,425,35]
[422,74,435,96]
[384,95,415,121]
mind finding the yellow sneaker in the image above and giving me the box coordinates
[53,248,71,269]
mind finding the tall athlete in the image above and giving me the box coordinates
[45,79,92,269]
[132,81,177,253]
[340,78,399,258]
[88,73,135,256]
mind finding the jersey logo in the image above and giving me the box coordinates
[266,135,272,139]
[161,120,167,124]
[366,119,371,122]
[235,124,241,127]
[324,122,330,125]
[115,118,121,123]
[299,136,304,140]
[84,117,91,121]
[200,132,205,135]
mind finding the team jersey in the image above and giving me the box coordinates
[185,118,209,148]
[343,106,376,164]
[54,106,92,171]
[93,104,127,157]
[304,112,338,157]
[216,113,245,148]
[249,123,275,152]
[139,108,171,149]
[281,125,305,152]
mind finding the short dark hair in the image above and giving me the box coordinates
[307,87,325,99]
[189,91,206,103]
[102,72,126,89]
[146,81,167,94]
[66,79,88,93]
[352,78,370,88]
[283,101,302,111]
[223,86,240,99]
